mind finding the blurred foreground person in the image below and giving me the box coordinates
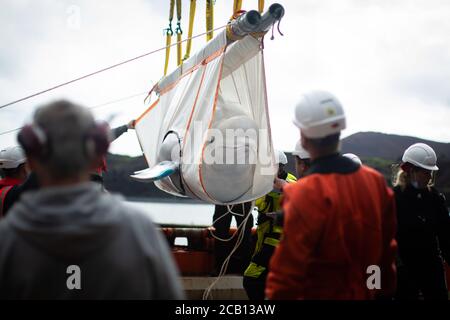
[0,100,184,299]
[394,143,450,300]
[266,90,397,300]
[0,146,28,217]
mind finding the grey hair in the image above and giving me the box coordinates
[33,100,96,179]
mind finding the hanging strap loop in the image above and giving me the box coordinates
[206,0,214,42]
[258,0,265,13]
[183,0,197,61]
[175,0,183,66]
[233,0,242,14]
[163,0,176,75]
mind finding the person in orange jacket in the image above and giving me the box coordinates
[265,90,398,300]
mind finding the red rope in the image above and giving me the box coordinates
[0,24,228,110]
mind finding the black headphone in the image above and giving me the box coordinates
[18,122,112,159]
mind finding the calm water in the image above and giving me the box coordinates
[126,200,450,227]
[125,200,258,227]
[126,200,214,226]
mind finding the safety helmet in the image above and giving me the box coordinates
[293,90,346,139]
[402,143,438,171]
[343,153,362,165]
[0,146,26,169]
[292,140,310,159]
[276,150,288,165]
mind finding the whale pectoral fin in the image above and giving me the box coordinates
[130,161,179,182]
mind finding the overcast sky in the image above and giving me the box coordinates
[1,0,449,157]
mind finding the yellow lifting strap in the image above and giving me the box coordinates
[176,0,182,20]
[176,33,182,66]
[164,35,172,76]
[163,0,175,76]
[206,0,214,42]
[233,0,242,14]
[183,0,196,61]
[175,0,183,66]
[169,0,175,21]
[258,0,265,13]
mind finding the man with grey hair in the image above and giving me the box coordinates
[0,100,184,299]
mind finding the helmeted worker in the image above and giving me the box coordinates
[393,143,450,300]
[0,146,28,217]
[292,140,311,178]
[343,152,362,165]
[243,150,297,300]
[266,90,397,299]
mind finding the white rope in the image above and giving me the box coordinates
[209,203,248,242]
[203,201,254,300]
[0,24,228,110]
[0,91,148,137]
[226,203,246,217]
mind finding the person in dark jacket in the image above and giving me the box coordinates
[0,100,184,299]
[394,143,450,300]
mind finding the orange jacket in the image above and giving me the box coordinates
[266,154,397,300]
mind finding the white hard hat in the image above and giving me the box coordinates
[343,153,362,165]
[276,150,288,165]
[293,90,346,138]
[402,143,438,171]
[0,146,26,169]
[292,140,310,159]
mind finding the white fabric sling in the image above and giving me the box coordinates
[133,30,276,205]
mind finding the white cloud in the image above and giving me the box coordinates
[1,0,450,157]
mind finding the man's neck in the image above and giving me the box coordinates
[310,150,339,162]
[38,174,90,188]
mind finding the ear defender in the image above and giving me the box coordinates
[17,124,49,158]
[84,122,112,158]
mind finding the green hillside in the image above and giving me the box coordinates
[104,132,450,205]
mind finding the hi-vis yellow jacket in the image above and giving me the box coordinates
[244,173,297,279]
